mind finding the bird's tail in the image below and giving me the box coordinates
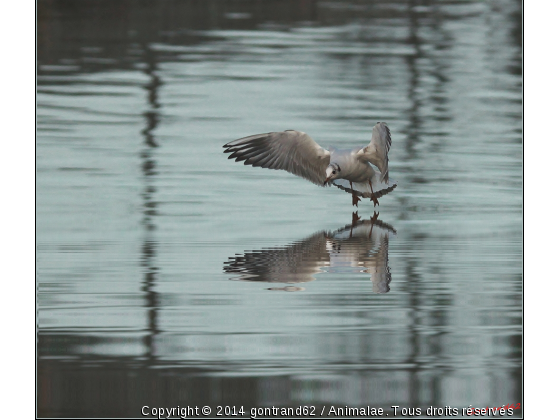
[332,172,397,199]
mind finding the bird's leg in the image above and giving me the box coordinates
[368,180,380,207]
[350,181,361,207]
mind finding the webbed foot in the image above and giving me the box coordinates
[368,180,380,206]
[350,181,361,207]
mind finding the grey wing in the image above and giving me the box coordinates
[356,122,392,182]
[223,130,331,186]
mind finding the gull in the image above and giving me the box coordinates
[223,122,396,206]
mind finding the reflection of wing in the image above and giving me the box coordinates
[328,219,396,293]
[224,232,330,283]
[224,218,395,293]
[364,231,391,294]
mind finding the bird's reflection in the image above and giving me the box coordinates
[224,213,396,293]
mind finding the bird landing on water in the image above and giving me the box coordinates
[223,122,396,207]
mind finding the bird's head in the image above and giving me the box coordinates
[324,163,341,185]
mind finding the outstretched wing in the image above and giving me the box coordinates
[356,122,392,182]
[223,130,331,186]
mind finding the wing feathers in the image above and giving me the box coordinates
[358,122,392,183]
[224,130,331,186]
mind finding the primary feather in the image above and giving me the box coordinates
[223,130,331,186]
[356,122,392,182]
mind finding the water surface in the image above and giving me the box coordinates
[37,0,522,417]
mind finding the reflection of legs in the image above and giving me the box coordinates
[368,180,380,206]
[350,181,361,207]
[368,212,379,238]
[352,211,361,227]
[350,211,361,237]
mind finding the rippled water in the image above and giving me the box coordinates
[37,0,522,417]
